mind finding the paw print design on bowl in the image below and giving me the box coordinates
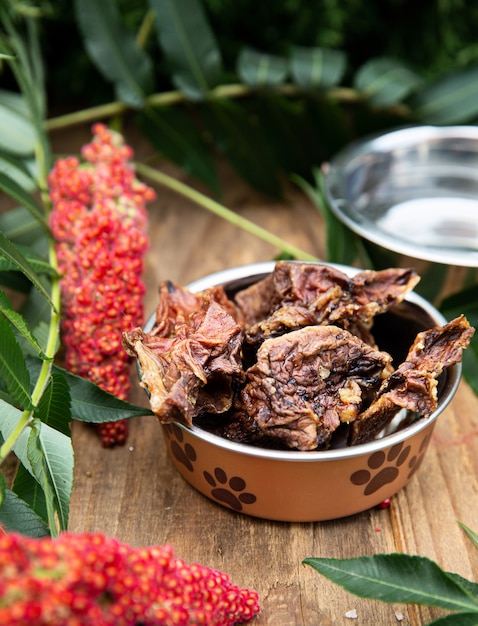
[163,423,197,472]
[350,434,431,496]
[203,467,257,512]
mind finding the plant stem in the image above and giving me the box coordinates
[46,83,412,133]
[0,410,32,464]
[135,162,319,262]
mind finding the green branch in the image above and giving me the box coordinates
[46,83,412,132]
[135,162,319,262]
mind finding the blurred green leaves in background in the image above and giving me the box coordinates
[3,0,478,198]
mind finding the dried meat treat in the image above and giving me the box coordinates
[124,263,473,453]
[235,325,393,451]
[234,261,350,328]
[123,298,245,426]
[349,315,475,445]
[150,280,242,338]
[234,261,419,345]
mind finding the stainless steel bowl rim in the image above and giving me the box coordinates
[145,261,461,462]
[325,125,478,268]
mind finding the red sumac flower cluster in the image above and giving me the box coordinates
[0,530,260,625]
[49,124,156,446]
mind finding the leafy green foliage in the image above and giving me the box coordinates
[26,356,154,424]
[26,420,73,532]
[0,314,33,410]
[148,0,223,99]
[289,46,346,90]
[74,0,154,108]
[354,57,422,106]
[440,287,478,395]
[0,230,54,307]
[0,89,36,156]
[411,67,478,125]
[304,553,478,612]
[0,488,50,537]
[293,168,359,266]
[237,49,288,87]
[136,105,220,194]
[33,0,478,195]
[304,526,478,624]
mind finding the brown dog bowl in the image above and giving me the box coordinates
[146,262,462,522]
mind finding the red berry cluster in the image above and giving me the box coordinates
[48,124,156,446]
[0,530,260,625]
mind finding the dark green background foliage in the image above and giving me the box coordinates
[33,1,478,109]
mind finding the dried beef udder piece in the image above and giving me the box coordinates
[234,260,420,345]
[122,283,245,427]
[150,280,242,338]
[235,325,393,451]
[349,314,475,445]
[124,266,474,453]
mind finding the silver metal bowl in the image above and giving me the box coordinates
[324,125,478,302]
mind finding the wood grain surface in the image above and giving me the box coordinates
[10,124,478,625]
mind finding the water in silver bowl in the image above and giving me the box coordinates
[325,125,478,268]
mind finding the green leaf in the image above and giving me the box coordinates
[0,231,55,309]
[440,286,478,395]
[294,167,358,265]
[0,170,46,226]
[74,0,154,108]
[13,462,48,524]
[0,399,32,470]
[149,0,223,99]
[20,287,53,332]
[26,357,153,423]
[36,371,72,436]
[0,89,36,156]
[0,471,5,508]
[248,96,322,181]
[428,614,478,626]
[136,106,220,194]
[0,290,48,359]
[446,572,478,599]
[458,522,478,550]
[0,243,58,277]
[354,57,422,106]
[440,285,478,327]
[0,314,33,410]
[412,66,478,124]
[0,205,44,246]
[303,554,478,612]
[0,150,36,191]
[237,48,289,87]
[290,46,346,90]
[27,419,73,532]
[0,488,50,537]
[199,99,282,197]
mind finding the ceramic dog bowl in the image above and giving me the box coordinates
[147,262,462,522]
[324,125,478,303]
